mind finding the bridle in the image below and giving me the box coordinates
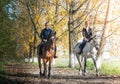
[89,36,99,51]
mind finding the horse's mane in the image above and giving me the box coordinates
[44,39,53,50]
[43,31,56,51]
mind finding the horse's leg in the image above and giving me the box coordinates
[38,56,42,77]
[83,56,87,76]
[43,59,47,77]
[76,54,83,75]
[48,58,53,78]
[92,57,99,77]
[81,55,84,74]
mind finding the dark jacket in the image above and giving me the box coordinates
[82,28,92,40]
[40,28,52,41]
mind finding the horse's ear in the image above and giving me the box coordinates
[54,31,56,34]
[92,35,96,38]
[94,35,97,37]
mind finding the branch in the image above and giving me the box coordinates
[83,0,90,14]
[71,1,104,32]
[71,10,91,32]
[93,2,103,28]
[25,0,39,38]
[72,20,84,32]
[56,29,68,41]
[104,27,120,39]
[56,15,66,25]
[48,1,68,11]
[107,15,120,23]
[72,0,88,14]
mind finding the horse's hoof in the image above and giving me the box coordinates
[82,73,86,76]
[78,72,80,75]
[42,73,47,77]
[39,72,43,77]
[96,73,99,77]
[78,71,82,75]
[48,76,51,79]
[48,74,51,78]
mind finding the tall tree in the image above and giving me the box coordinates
[97,0,110,69]
[0,0,16,59]
[68,0,90,67]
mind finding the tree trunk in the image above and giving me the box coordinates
[97,0,110,69]
[29,42,32,62]
[68,1,78,68]
[54,0,59,24]
[32,27,37,62]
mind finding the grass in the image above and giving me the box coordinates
[74,60,120,75]
[53,58,120,76]
[74,60,94,70]
[54,62,68,68]
[53,58,69,68]
[100,60,120,75]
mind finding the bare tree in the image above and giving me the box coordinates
[68,0,88,67]
[97,0,110,57]
[96,0,110,69]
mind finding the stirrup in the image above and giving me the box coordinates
[78,52,81,54]
[78,50,82,54]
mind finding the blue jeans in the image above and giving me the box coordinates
[79,39,87,53]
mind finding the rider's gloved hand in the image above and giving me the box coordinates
[43,39,47,42]
[84,37,89,42]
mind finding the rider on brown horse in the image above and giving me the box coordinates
[38,22,57,58]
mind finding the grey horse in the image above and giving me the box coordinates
[74,35,100,76]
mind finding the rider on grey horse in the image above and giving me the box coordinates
[79,21,93,54]
[38,22,57,58]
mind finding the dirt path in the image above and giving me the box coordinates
[2,63,120,84]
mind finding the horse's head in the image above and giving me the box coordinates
[48,31,56,43]
[89,34,100,51]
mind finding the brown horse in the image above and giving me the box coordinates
[38,31,56,78]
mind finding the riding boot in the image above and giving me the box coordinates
[54,46,57,58]
[38,44,41,56]
[39,43,44,57]
[40,44,42,55]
